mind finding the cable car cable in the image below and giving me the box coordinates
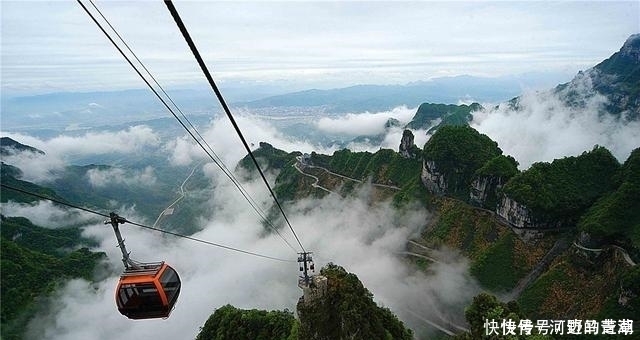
[77,0,298,253]
[164,0,306,253]
[1,183,294,263]
[87,0,297,254]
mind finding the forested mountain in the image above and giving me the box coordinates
[236,121,638,336]
[560,33,639,119]
[405,102,483,131]
[1,137,45,156]
[1,142,107,340]
[196,305,296,340]
[0,215,105,340]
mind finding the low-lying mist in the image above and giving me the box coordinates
[7,159,479,339]
[471,79,640,169]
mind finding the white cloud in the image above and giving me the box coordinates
[471,78,640,169]
[316,106,416,137]
[164,113,337,167]
[24,165,479,339]
[4,125,159,156]
[87,166,157,188]
[0,200,97,228]
[1,126,160,182]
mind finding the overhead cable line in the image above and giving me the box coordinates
[77,0,297,253]
[164,0,306,253]
[87,0,297,254]
[1,183,294,263]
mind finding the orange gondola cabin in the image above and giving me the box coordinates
[106,213,182,320]
[116,261,181,319]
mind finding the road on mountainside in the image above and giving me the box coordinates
[292,162,337,194]
[397,251,444,264]
[152,161,201,228]
[294,156,401,192]
[507,237,571,300]
[573,242,637,267]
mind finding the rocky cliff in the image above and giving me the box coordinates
[422,125,503,199]
[296,264,412,340]
[496,195,536,229]
[469,155,519,209]
[398,129,419,158]
[469,175,504,208]
[421,159,448,195]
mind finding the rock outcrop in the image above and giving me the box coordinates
[398,129,417,158]
[421,160,447,195]
[496,196,563,230]
[496,196,534,229]
[469,175,504,208]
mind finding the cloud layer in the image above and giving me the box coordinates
[316,106,415,136]
[2,126,160,182]
[17,165,478,339]
[471,80,640,169]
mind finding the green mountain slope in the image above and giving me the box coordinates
[196,305,296,340]
[578,147,640,248]
[0,216,105,340]
[406,102,483,131]
[423,125,503,198]
[1,137,45,156]
[502,146,621,227]
[296,264,413,340]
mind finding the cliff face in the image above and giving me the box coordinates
[496,196,565,230]
[398,129,418,158]
[496,196,534,228]
[469,175,504,208]
[421,160,447,195]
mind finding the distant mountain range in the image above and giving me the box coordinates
[1,72,572,132]
[240,73,572,113]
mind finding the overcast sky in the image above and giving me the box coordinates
[1,1,638,96]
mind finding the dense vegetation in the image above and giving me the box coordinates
[405,102,483,130]
[422,198,552,291]
[237,142,300,175]
[578,147,640,248]
[502,146,620,227]
[196,304,296,340]
[423,125,503,198]
[518,249,639,323]
[472,155,520,209]
[474,155,519,179]
[309,148,422,188]
[455,293,551,340]
[1,216,105,340]
[297,263,413,340]
[1,163,66,204]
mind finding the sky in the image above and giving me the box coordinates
[1,0,639,96]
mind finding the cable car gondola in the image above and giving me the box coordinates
[116,261,181,319]
[106,213,181,320]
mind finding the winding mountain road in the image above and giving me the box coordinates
[152,162,201,228]
[292,162,337,194]
[573,242,637,267]
[294,157,401,192]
